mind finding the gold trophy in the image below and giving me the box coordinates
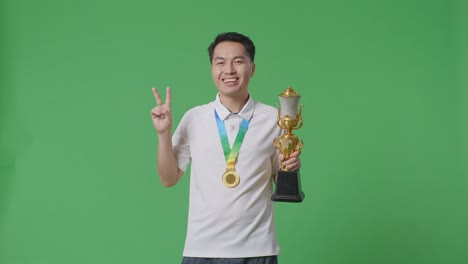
[271,86,305,203]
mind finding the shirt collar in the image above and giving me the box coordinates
[214,94,255,121]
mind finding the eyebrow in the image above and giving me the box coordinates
[213,55,248,61]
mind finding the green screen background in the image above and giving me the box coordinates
[1,0,467,263]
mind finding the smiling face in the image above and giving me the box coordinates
[211,41,255,101]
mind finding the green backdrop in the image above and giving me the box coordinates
[1,0,467,263]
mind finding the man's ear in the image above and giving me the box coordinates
[250,63,256,77]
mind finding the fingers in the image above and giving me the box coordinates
[280,150,302,171]
[151,104,171,119]
[151,107,165,119]
[282,157,301,171]
[152,87,163,106]
[279,150,301,162]
[290,150,302,158]
[166,87,171,110]
[152,87,172,111]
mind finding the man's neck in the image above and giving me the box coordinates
[219,94,249,114]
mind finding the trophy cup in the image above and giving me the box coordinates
[271,86,305,203]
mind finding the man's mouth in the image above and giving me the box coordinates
[223,77,239,83]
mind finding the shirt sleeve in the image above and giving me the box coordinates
[271,127,283,174]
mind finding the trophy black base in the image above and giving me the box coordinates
[271,170,305,203]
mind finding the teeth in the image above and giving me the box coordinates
[224,78,237,82]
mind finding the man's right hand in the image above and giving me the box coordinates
[151,87,172,135]
[151,86,183,187]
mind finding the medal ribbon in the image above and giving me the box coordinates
[214,110,250,171]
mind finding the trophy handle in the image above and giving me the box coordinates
[273,137,282,150]
[293,105,303,130]
[276,103,285,129]
[295,139,304,152]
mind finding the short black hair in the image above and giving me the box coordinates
[207,32,256,63]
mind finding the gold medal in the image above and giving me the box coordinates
[222,170,240,188]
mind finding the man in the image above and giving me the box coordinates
[151,32,301,264]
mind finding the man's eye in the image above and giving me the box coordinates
[216,62,224,65]
[234,60,243,64]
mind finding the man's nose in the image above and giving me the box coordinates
[225,63,236,74]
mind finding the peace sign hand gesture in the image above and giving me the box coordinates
[151,87,172,135]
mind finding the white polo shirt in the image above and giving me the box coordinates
[172,94,282,258]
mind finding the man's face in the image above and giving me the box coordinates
[211,41,255,99]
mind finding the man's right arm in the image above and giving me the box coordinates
[151,87,184,187]
[157,131,184,187]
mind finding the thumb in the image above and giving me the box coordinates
[278,153,285,162]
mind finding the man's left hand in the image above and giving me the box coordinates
[279,151,302,171]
